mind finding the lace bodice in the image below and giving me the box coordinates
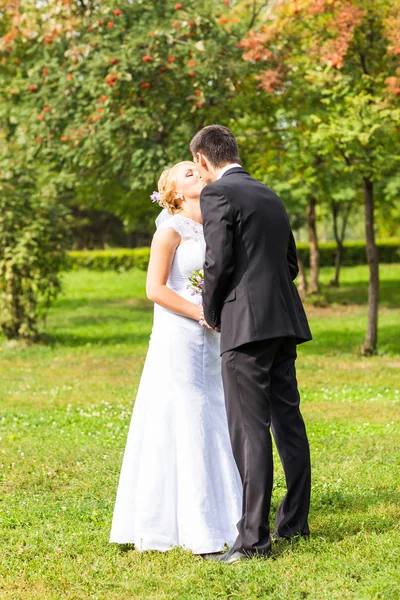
[157,213,203,241]
[156,214,205,305]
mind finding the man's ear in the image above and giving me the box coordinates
[199,153,208,169]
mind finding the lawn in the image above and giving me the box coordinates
[0,264,399,600]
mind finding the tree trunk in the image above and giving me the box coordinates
[331,241,343,287]
[306,196,320,294]
[330,201,351,287]
[361,177,379,356]
[297,253,307,301]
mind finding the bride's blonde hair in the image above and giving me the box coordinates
[156,161,193,215]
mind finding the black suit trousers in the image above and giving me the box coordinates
[221,337,311,553]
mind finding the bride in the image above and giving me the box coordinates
[109,161,242,554]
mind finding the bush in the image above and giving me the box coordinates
[67,248,151,272]
[296,238,400,267]
[0,194,71,341]
[67,238,400,273]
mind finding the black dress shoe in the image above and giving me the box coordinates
[200,552,223,560]
[215,547,249,564]
[215,546,270,564]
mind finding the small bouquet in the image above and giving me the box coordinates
[187,269,204,297]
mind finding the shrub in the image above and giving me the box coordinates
[0,194,71,341]
[67,239,400,273]
[67,248,151,272]
[296,239,400,267]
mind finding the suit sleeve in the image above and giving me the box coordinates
[200,185,235,328]
[287,230,299,281]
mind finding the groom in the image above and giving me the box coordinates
[191,125,312,564]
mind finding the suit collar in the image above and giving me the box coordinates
[220,166,249,178]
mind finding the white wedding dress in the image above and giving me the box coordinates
[109,213,242,553]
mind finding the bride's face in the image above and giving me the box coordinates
[175,162,203,201]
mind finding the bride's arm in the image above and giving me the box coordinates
[146,228,202,322]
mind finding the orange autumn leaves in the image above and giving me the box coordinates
[239,0,400,95]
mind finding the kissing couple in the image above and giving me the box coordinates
[110,125,312,564]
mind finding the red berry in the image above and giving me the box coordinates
[175,3,183,9]
[36,137,42,143]
[38,113,45,120]
[29,84,38,91]
[142,55,153,62]
[141,82,151,89]
[113,9,123,16]
[60,136,68,142]
[43,106,50,112]
[105,74,118,87]
[168,56,175,63]
[107,22,114,29]
[44,37,53,44]
[67,73,73,80]
[189,71,196,77]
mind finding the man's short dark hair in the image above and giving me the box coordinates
[190,125,241,168]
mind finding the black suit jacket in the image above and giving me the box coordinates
[200,167,312,354]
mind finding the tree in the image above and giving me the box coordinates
[1,0,252,227]
[0,150,70,341]
[329,187,356,287]
[239,0,400,353]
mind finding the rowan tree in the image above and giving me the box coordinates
[240,0,400,354]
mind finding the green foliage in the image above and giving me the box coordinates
[67,239,400,273]
[0,191,70,341]
[68,247,150,272]
[1,0,250,229]
[297,238,400,268]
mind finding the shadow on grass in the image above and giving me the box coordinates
[46,296,154,348]
[116,544,136,554]
[53,297,153,311]
[300,324,400,356]
[323,279,400,309]
[308,487,400,543]
[268,488,400,558]
[313,487,400,513]
[49,331,152,348]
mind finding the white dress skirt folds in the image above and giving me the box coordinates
[109,214,242,554]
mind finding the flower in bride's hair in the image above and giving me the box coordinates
[150,191,162,203]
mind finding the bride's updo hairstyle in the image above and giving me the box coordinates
[156,161,191,215]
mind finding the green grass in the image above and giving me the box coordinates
[0,264,399,599]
